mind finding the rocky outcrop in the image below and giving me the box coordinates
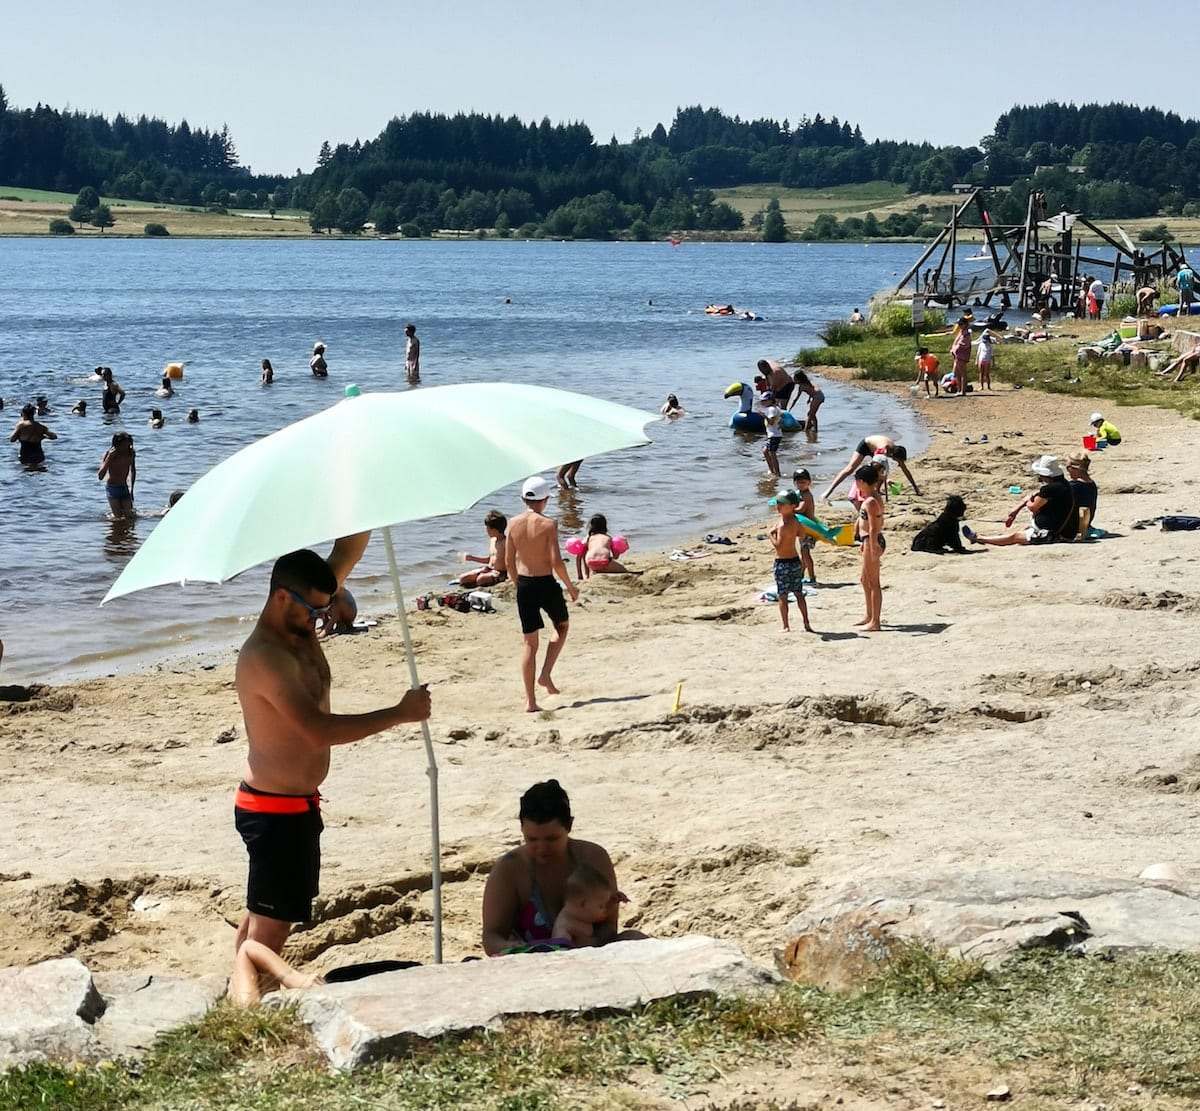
[778,871,1200,992]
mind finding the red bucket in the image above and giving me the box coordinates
[1082,434,1097,450]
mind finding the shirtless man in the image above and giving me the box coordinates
[505,475,578,712]
[233,547,431,958]
[820,434,921,502]
[756,359,794,408]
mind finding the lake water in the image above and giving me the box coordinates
[1,238,934,682]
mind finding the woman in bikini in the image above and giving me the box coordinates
[481,779,639,955]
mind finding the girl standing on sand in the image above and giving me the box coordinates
[853,464,885,632]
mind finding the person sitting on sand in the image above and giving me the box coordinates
[481,779,638,955]
[821,435,920,502]
[459,509,509,588]
[577,513,637,577]
[230,938,325,1006]
[551,864,618,947]
[10,403,57,466]
[318,531,369,638]
[660,394,685,417]
[1066,451,1098,539]
[963,455,1079,547]
[1087,412,1121,445]
[97,431,136,519]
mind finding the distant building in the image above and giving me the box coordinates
[952,183,976,195]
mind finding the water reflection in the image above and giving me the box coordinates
[555,488,584,534]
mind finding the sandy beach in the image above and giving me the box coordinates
[1,377,1196,983]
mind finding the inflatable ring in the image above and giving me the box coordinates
[165,362,184,379]
[565,537,585,556]
[611,535,629,555]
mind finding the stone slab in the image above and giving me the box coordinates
[92,971,228,1057]
[273,935,779,1069]
[0,958,105,1068]
[779,871,1200,992]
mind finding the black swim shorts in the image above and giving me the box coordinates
[516,574,569,634]
[234,783,323,923]
[855,438,871,457]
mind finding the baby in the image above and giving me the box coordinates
[552,864,616,947]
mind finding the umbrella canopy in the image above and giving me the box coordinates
[102,382,655,963]
[104,383,654,602]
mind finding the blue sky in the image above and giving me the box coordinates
[6,0,1195,176]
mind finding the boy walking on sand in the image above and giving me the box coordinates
[768,490,813,633]
[505,475,579,712]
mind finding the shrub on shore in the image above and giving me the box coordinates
[144,222,169,237]
[48,218,74,235]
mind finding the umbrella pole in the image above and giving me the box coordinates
[382,526,443,965]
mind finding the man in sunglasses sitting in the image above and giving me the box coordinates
[232,546,432,963]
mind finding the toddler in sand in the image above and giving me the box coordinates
[576,514,636,577]
[460,509,508,588]
[767,490,813,633]
[552,864,618,947]
[230,940,325,1006]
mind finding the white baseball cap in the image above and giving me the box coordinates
[521,475,554,501]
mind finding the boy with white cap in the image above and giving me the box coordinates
[1088,412,1121,445]
[505,475,579,712]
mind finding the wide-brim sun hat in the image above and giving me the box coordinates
[1030,454,1064,478]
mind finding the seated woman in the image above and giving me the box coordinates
[964,455,1079,546]
[481,779,642,955]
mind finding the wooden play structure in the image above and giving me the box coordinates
[895,188,1189,312]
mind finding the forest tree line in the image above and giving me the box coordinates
[2,88,1199,237]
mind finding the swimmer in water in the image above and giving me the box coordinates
[149,408,165,429]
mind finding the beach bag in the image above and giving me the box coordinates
[1161,516,1200,531]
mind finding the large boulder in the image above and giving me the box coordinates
[273,935,779,1070]
[778,871,1200,993]
[92,971,228,1057]
[0,959,105,1068]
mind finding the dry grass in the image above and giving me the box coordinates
[0,198,311,238]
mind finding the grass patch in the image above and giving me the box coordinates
[1,951,1197,1109]
[799,314,1200,419]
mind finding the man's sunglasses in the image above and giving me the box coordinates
[286,588,333,621]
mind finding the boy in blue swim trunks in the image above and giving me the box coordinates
[768,490,813,633]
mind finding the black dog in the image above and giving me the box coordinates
[910,495,969,553]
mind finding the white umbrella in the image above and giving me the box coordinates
[103,383,656,960]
